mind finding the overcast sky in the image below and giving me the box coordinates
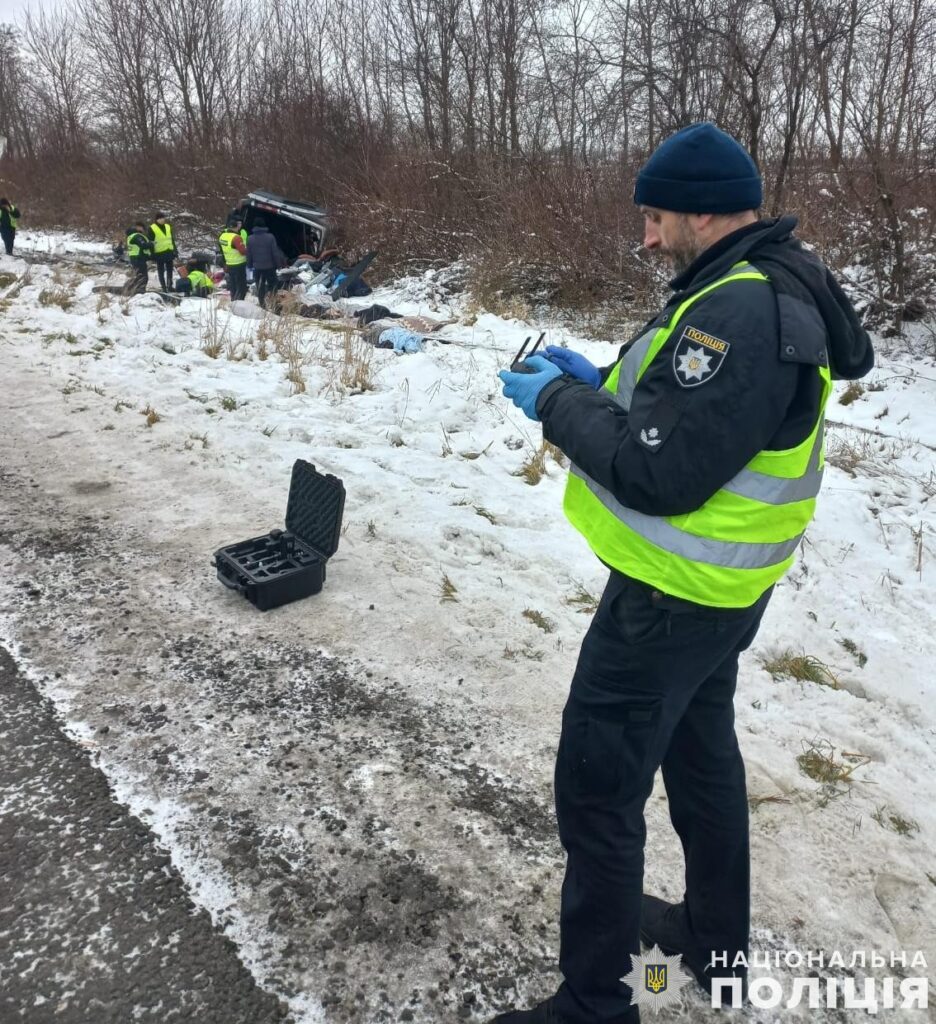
[0,0,64,23]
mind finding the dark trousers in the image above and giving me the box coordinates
[256,268,277,308]
[173,279,209,298]
[227,263,247,301]
[1,227,14,255]
[126,258,148,294]
[553,571,771,1023]
[154,253,174,291]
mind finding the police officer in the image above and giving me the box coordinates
[218,217,248,300]
[124,222,153,295]
[493,123,873,1024]
[150,212,177,291]
[0,197,20,255]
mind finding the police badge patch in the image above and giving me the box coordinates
[620,943,692,1013]
[673,325,731,387]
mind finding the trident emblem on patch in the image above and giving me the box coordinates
[645,964,668,994]
[622,943,691,1012]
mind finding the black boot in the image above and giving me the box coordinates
[639,895,747,998]
[488,996,639,1023]
[487,998,566,1024]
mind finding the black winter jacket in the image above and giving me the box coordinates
[536,216,874,518]
[247,227,285,271]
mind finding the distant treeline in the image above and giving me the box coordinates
[1,0,934,324]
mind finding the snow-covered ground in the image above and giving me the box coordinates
[0,234,933,1021]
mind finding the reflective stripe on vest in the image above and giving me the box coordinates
[151,222,174,254]
[563,262,834,608]
[218,231,246,266]
[126,232,145,258]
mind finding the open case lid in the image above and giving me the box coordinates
[285,460,345,558]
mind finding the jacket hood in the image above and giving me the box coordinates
[251,225,269,234]
[679,216,874,380]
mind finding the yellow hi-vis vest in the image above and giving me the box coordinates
[151,222,174,254]
[188,269,213,292]
[218,230,246,266]
[563,263,833,609]
[126,231,147,258]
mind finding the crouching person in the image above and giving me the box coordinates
[174,262,214,298]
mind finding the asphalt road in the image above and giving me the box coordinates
[0,645,293,1024]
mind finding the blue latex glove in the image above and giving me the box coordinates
[498,355,562,421]
[543,345,601,388]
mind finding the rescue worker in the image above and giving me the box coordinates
[174,261,214,298]
[0,197,21,255]
[150,212,177,291]
[124,221,152,295]
[218,217,248,300]
[494,123,874,1024]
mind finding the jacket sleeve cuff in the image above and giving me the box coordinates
[535,376,570,419]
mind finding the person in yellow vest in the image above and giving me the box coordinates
[149,212,177,291]
[174,260,214,298]
[494,124,874,1024]
[0,197,20,255]
[218,217,248,300]
[124,221,152,294]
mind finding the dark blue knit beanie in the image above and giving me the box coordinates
[634,123,762,214]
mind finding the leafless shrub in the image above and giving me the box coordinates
[6,0,936,325]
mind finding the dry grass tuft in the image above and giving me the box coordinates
[566,582,599,614]
[5,267,32,299]
[796,738,870,796]
[515,442,548,485]
[141,404,161,427]
[38,285,73,311]
[748,794,792,811]
[838,637,868,668]
[200,303,228,358]
[825,429,913,476]
[838,381,865,406]
[440,573,459,602]
[336,327,376,395]
[762,649,839,688]
[522,608,555,633]
[871,805,919,837]
[261,312,308,394]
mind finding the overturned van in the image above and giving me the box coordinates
[233,190,330,260]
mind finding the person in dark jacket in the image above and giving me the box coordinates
[124,221,153,295]
[0,198,21,255]
[246,217,286,308]
[494,123,873,1024]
